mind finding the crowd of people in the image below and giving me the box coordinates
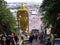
[0,33,19,45]
[29,32,51,45]
[29,32,44,44]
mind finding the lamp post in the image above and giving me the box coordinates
[48,25,55,45]
[51,27,55,45]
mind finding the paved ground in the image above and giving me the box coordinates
[54,44,60,45]
[23,39,44,45]
[32,39,43,45]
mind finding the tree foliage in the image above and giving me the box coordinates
[0,0,16,34]
[40,0,60,34]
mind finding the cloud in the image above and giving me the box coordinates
[5,0,43,3]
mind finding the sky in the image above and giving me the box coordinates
[5,0,43,3]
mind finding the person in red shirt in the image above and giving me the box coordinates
[12,33,19,43]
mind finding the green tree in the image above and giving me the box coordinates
[0,0,16,34]
[40,0,60,35]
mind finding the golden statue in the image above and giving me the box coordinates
[17,3,29,34]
